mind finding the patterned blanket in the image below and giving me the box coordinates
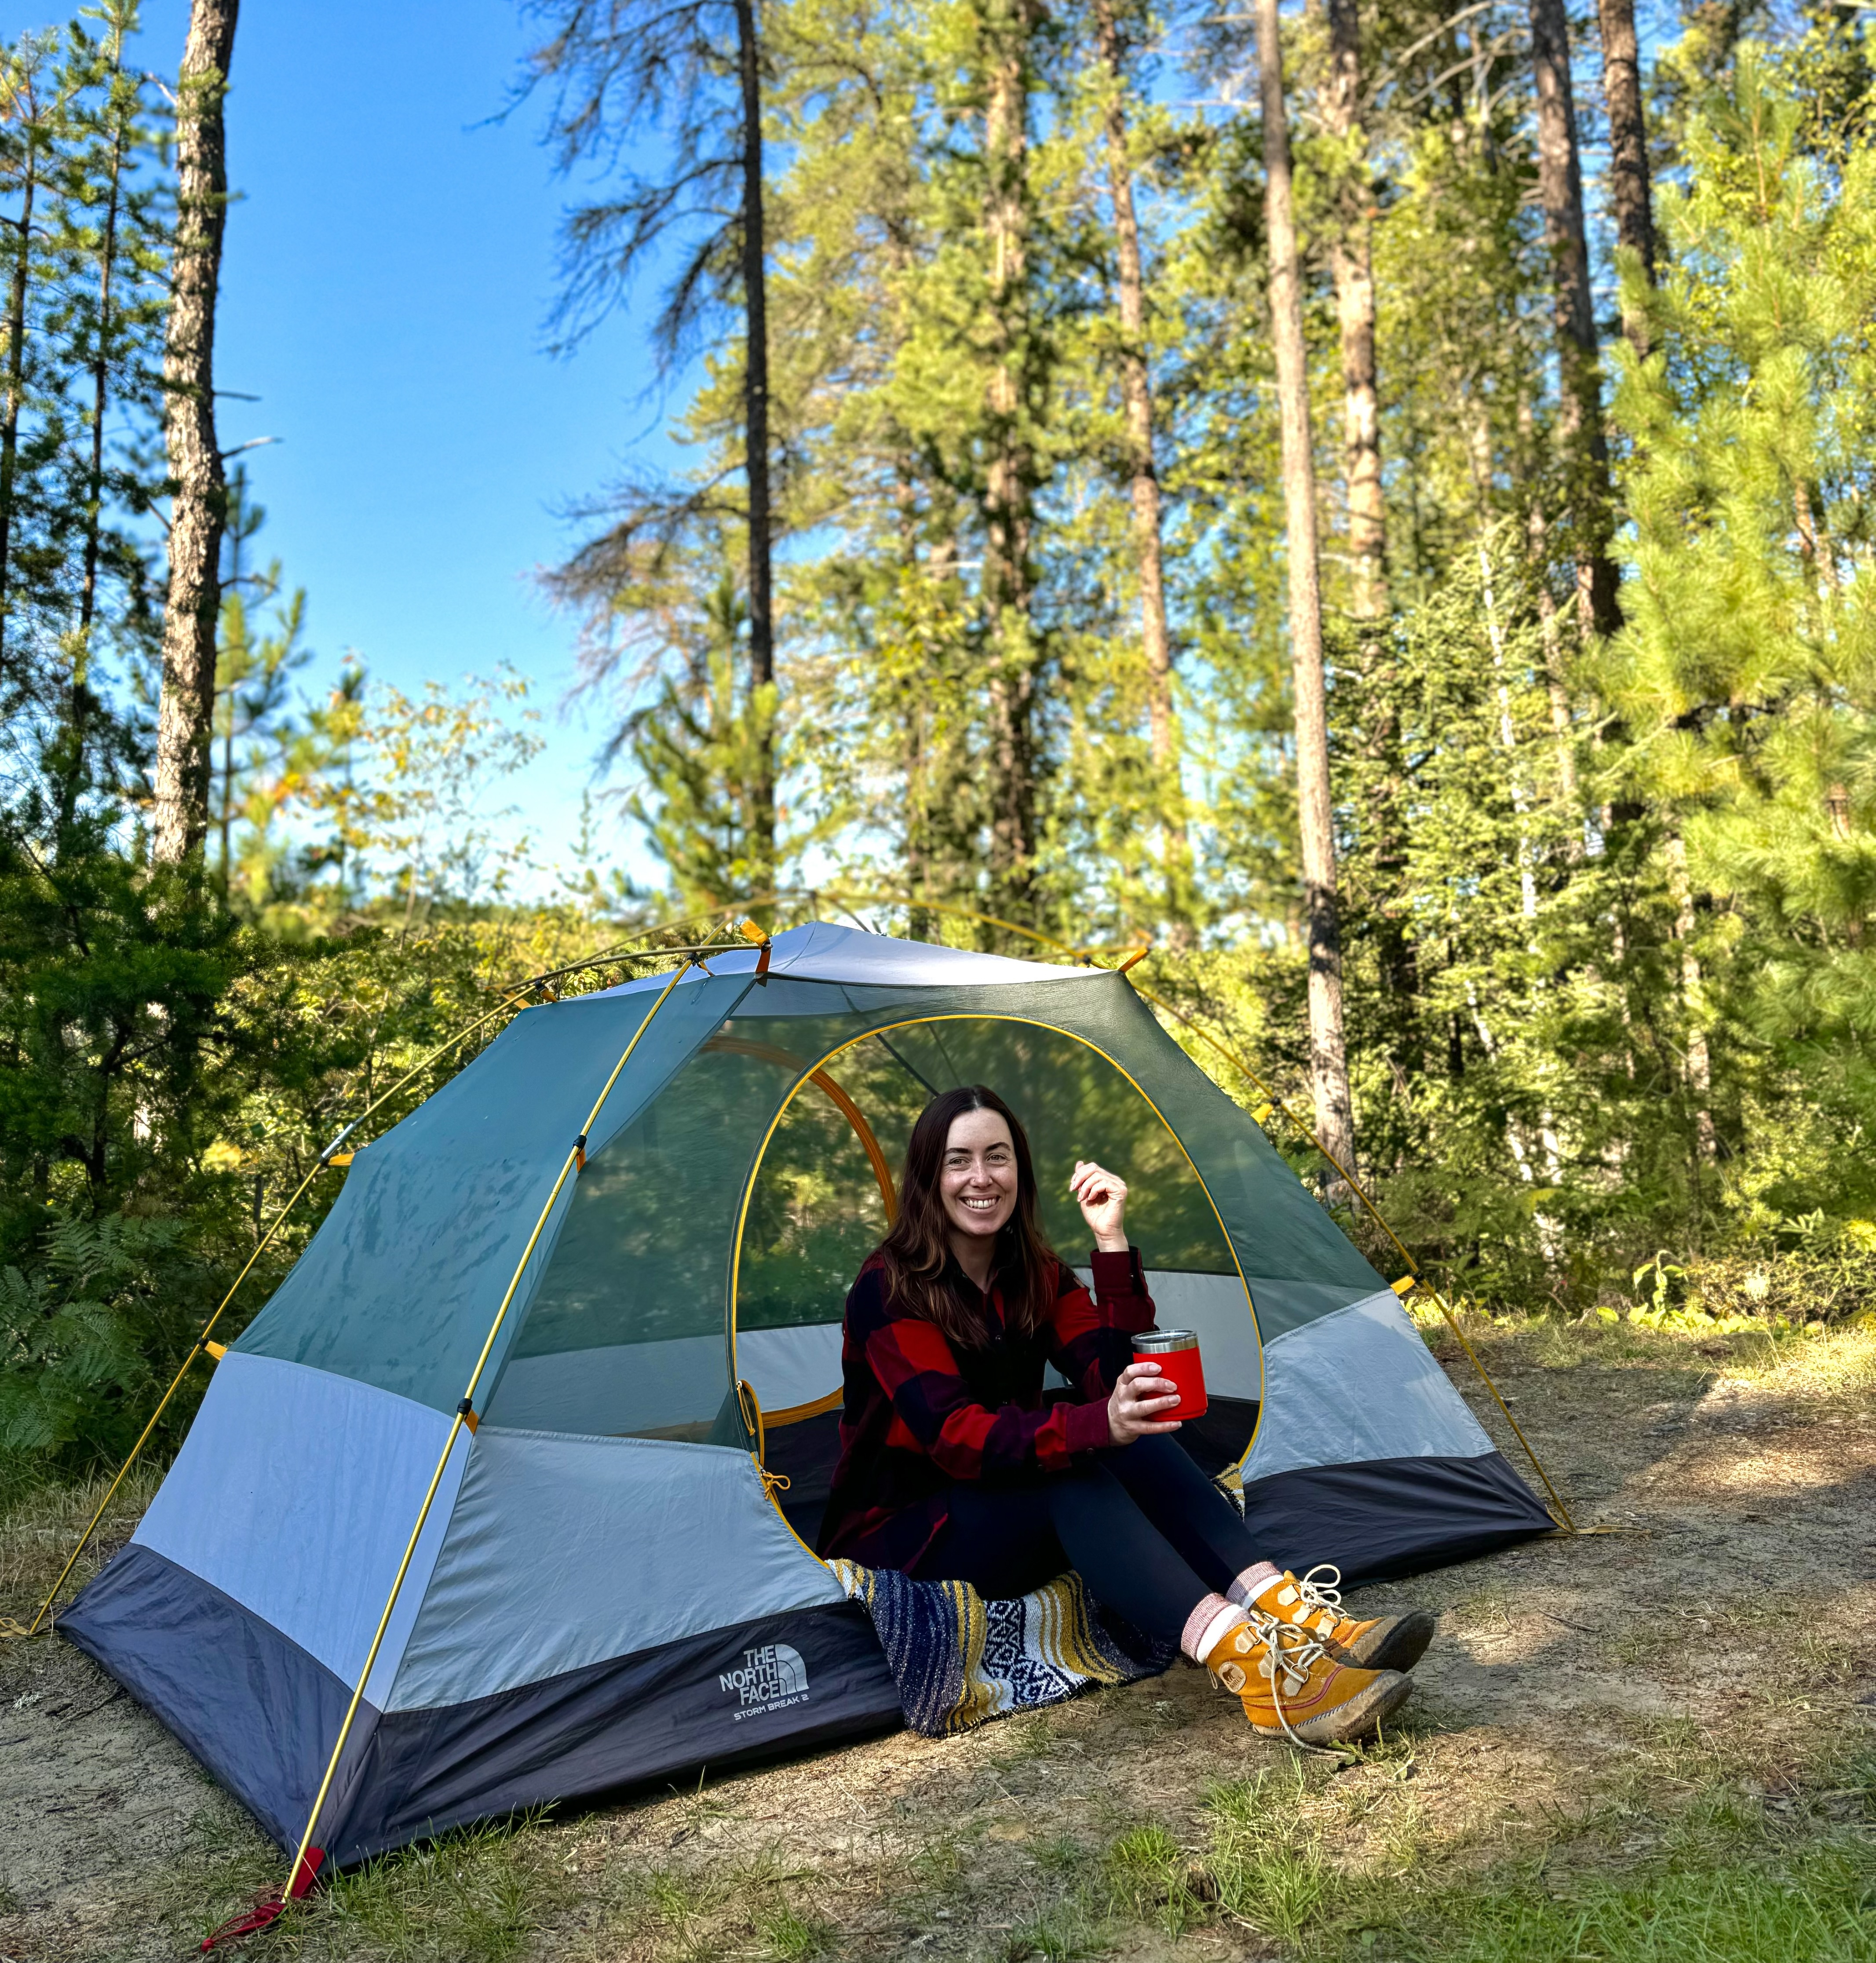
[829,1560,1176,1736]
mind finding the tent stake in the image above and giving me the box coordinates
[272,949,704,1926]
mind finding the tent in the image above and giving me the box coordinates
[61,924,1553,1866]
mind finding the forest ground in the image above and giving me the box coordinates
[1,1311,1872,1963]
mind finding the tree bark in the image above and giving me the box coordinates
[1091,0,1188,927]
[733,0,776,892]
[1528,0,1619,640]
[151,0,238,864]
[1259,0,1356,1177]
[79,13,131,642]
[982,0,1039,918]
[1324,0,1385,621]
[1597,0,1655,352]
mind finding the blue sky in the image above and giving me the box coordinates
[103,0,673,889]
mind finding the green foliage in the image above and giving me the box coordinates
[0,1210,201,1464]
[1610,40,1876,1214]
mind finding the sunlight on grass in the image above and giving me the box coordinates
[754,1899,831,1960]
[1372,1847,1876,1963]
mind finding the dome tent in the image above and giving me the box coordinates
[61,923,1553,1868]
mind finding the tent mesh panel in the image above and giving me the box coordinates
[487,1013,1241,1440]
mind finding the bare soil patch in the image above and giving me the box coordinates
[2,1320,1872,1962]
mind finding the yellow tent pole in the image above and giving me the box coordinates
[2,1157,331,1640]
[277,948,704,1907]
[1410,1281,1577,1529]
[3,925,752,1642]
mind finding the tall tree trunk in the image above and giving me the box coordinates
[1597,0,1655,352]
[733,0,776,893]
[1259,0,1356,1177]
[151,0,239,865]
[1091,0,1188,929]
[0,61,46,684]
[1325,0,1414,1042]
[1324,0,1384,621]
[79,17,129,642]
[1528,0,1619,640]
[982,0,1039,919]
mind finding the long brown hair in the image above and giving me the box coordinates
[875,1085,1061,1347]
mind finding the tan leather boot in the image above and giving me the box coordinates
[1250,1565,1435,1673]
[1202,1611,1412,1746]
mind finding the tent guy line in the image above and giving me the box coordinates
[796,888,1578,1531]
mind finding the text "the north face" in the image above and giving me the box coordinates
[719,1642,810,1720]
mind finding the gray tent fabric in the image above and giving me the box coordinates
[62,923,1554,1866]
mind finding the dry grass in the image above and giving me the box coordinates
[0,1463,161,1627]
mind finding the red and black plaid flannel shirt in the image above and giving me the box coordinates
[815,1245,1156,1572]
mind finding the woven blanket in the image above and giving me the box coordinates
[829,1560,1176,1737]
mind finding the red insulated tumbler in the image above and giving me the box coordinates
[1131,1328,1207,1420]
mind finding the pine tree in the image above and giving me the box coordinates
[150,0,239,864]
[1608,41,1876,1196]
[526,0,782,896]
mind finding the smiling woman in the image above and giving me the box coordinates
[816,1084,1430,1748]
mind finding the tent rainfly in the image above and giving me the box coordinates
[62,924,1554,1865]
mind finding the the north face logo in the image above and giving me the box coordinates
[719,1643,810,1720]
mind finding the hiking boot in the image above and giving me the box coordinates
[1251,1565,1435,1674]
[1202,1612,1412,1747]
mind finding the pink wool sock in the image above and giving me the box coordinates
[1226,1562,1283,1609]
[1180,1592,1247,1664]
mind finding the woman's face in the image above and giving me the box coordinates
[939,1107,1018,1243]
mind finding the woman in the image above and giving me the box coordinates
[818,1085,1432,1745]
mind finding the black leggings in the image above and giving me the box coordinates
[909,1435,1262,1644]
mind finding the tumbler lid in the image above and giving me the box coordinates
[1133,1328,1198,1353]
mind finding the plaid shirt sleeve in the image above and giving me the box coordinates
[853,1249,1157,1479]
[1046,1247,1157,1405]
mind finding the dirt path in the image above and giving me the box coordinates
[2,1322,1872,1962]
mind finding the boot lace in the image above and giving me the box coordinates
[1242,1610,1346,1758]
[1289,1562,1351,1637]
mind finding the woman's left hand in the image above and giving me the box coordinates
[1070,1160,1128,1252]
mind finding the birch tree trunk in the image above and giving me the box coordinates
[150,0,238,864]
[1528,0,1618,641]
[1597,0,1655,352]
[1090,0,1188,927]
[734,0,776,891]
[1259,0,1356,1176]
[982,0,1039,918]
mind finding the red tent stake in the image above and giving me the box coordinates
[199,1847,324,1950]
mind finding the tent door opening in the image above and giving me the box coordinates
[730,1016,1264,1549]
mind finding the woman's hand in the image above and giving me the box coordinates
[1107,1360,1182,1444]
[1070,1160,1129,1252]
